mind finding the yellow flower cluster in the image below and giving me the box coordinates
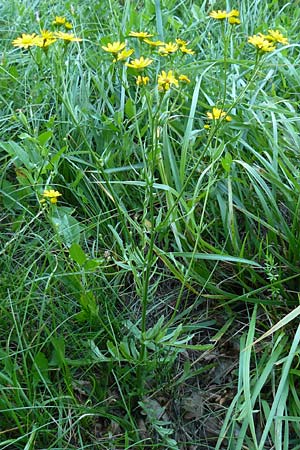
[248,29,289,52]
[52,16,73,30]
[206,107,232,121]
[13,29,82,50]
[209,9,241,25]
[41,189,62,204]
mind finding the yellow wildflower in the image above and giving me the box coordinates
[126,57,153,69]
[158,42,178,55]
[143,38,165,46]
[102,41,126,53]
[12,33,40,49]
[248,34,276,52]
[42,189,62,204]
[54,31,82,42]
[266,29,289,45]
[206,107,232,121]
[179,74,190,83]
[129,31,154,38]
[158,70,179,91]
[136,75,149,86]
[113,48,134,61]
[209,10,228,20]
[176,38,188,46]
[35,30,57,48]
[180,46,195,55]
[53,16,67,25]
[227,9,240,17]
[229,17,241,25]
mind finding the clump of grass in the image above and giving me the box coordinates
[1,0,299,448]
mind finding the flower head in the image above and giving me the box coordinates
[266,29,289,45]
[129,31,154,38]
[206,107,232,121]
[53,16,67,25]
[42,189,62,204]
[64,21,73,30]
[179,74,190,83]
[143,38,165,46]
[54,31,82,42]
[180,45,195,55]
[227,9,240,17]
[101,41,125,53]
[158,70,179,91]
[158,42,178,55]
[176,38,188,46]
[136,75,149,86]
[248,34,276,52]
[12,33,39,49]
[35,30,57,48]
[114,48,134,62]
[229,17,241,25]
[126,56,153,69]
[209,10,228,20]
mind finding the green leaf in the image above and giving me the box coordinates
[69,243,87,266]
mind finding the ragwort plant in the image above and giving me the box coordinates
[1,0,300,448]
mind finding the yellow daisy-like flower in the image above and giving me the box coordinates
[113,48,134,62]
[35,30,57,48]
[209,10,228,20]
[229,17,241,25]
[248,34,276,52]
[180,46,195,55]
[101,41,126,53]
[42,189,62,204]
[64,21,73,30]
[136,75,149,86]
[12,33,39,49]
[143,38,165,46]
[53,16,67,25]
[266,29,289,45]
[129,31,154,38]
[176,38,188,46]
[158,42,178,55]
[158,70,179,91]
[206,107,232,121]
[126,56,153,69]
[179,74,190,83]
[54,31,82,42]
[227,9,240,17]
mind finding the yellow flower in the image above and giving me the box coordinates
[206,107,232,121]
[209,10,228,19]
[54,31,82,42]
[126,57,153,69]
[64,21,73,30]
[266,29,289,45]
[176,38,188,46]
[42,189,62,204]
[101,41,126,53]
[53,16,67,25]
[35,30,57,48]
[136,75,149,86]
[180,46,195,55]
[248,34,276,52]
[113,48,134,62]
[143,38,165,46]
[227,9,240,17]
[158,42,178,55]
[12,33,40,49]
[158,70,179,91]
[129,31,154,38]
[179,74,190,83]
[229,17,241,25]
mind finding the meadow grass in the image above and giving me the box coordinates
[1,0,300,448]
